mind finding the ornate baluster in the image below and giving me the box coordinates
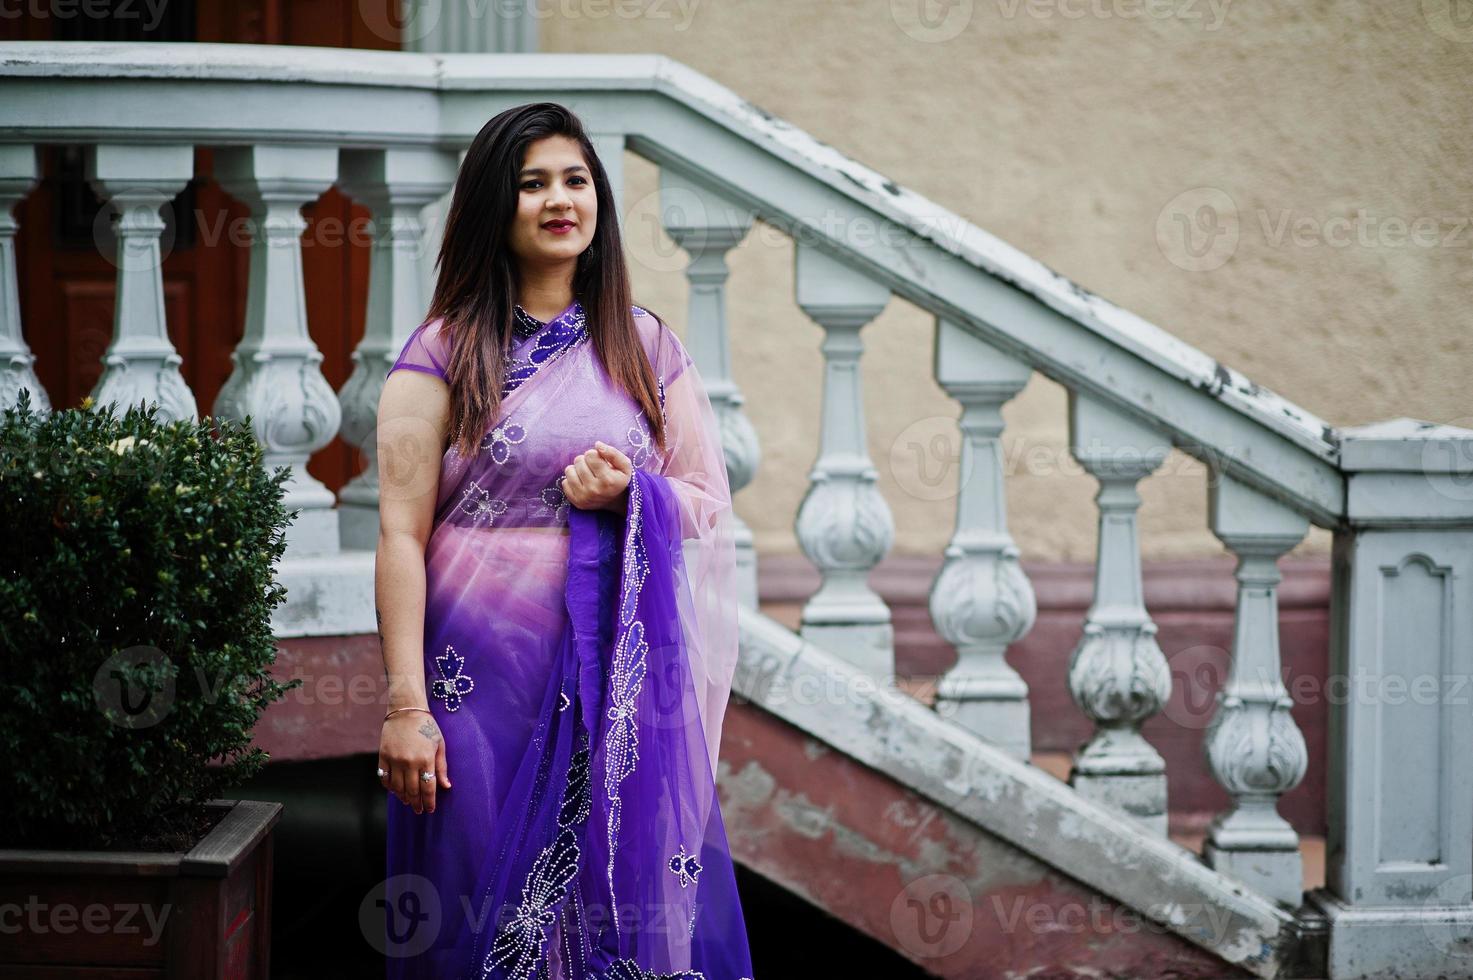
[929,319,1036,758]
[1202,471,1309,906]
[793,244,894,676]
[83,144,197,422]
[1066,392,1172,834]
[212,145,341,558]
[0,144,46,413]
[659,171,760,606]
[336,148,458,550]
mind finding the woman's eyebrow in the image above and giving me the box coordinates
[518,165,590,177]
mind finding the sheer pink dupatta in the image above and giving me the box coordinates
[642,313,740,780]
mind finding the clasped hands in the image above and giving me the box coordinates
[562,440,634,513]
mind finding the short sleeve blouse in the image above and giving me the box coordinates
[385,318,451,381]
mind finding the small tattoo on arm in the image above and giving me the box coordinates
[376,607,389,680]
[418,720,441,744]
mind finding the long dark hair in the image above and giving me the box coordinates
[425,102,667,459]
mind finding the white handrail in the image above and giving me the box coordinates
[0,40,1346,523]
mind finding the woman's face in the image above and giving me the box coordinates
[509,135,598,272]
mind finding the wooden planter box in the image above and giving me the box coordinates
[0,799,281,979]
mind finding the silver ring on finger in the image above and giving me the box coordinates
[377,766,388,779]
[420,770,434,782]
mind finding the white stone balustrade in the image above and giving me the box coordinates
[84,143,197,423]
[335,147,458,550]
[212,144,342,559]
[0,144,45,413]
[792,243,895,677]
[928,318,1036,758]
[1066,391,1173,835]
[1202,471,1309,907]
[658,170,760,607]
[4,49,1472,970]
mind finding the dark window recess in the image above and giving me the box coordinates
[51,0,195,42]
[52,145,199,253]
[50,0,198,252]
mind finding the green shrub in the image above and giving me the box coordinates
[0,389,300,849]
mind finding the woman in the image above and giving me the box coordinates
[374,103,754,979]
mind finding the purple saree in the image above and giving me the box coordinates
[382,300,752,979]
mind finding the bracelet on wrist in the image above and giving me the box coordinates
[385,705,432,720]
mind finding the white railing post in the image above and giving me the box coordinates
[212,144,342,559]
[83,143,197,422]
[1202,471,1309,907]
[588,132,625,222]
[793,243,894,676]
[928,318,1036,758]
[1312,419,1473,978]
[1066,392,1172,835]
[336,147,458,550]
[0,144,45,413]
[658,170,760,607]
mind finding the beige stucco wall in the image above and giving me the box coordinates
[547,0,1471,563]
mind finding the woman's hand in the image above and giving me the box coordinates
[563,441,634,513]
[379,710,451,815]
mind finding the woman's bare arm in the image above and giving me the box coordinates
[375,368,452,814]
